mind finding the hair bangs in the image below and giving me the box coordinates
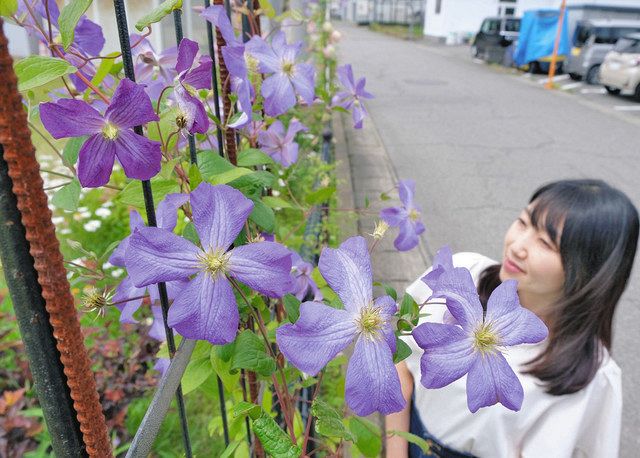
[529,190,568,248]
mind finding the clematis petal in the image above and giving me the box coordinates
[278,143,298,167]
[175,38,199,75]
[105,79,159,128]
[466,351,524,413]
[246,35,280,73]
[318,236,372,313]
[291,63,315,105]
[398,179,416,209]
[182,56,212,90]
[430,267,483,331]
[201,5,238,46]
[126,226,201,287]
[174,84,210,134]
[355,77,374,99]
[149,305,167,341]
[148,278,189,305]
[276,301,356,376]
[112,275,146,324]
[228,242,293,297]
[262,73,296,117]
[421,245,454,290]
[486,280,548,346]
[222,46,247,80]
[74,17,105,56]
[113,130,162,181]
[157,193,190,231]
[76,134,117,188]
[109,210,144,266]
[374,295,398,353]
[352,103,367,129]
[337,64,356,92]
[379,207,406,227]
[393,218,420,251]
[168,273,239,344]
[190,183,253,251]
[39,99,104,138]
[413,322,476,388]
[345,336,406,416]
[154,357,170,376]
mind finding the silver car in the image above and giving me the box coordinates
[600,33,640,100]
[565,19,640,84]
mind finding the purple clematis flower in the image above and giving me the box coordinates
[289,251,322,301]
[258,119,307,167]
[125,183,293,344]
[154,357,170,376]
[333,64,374,129]
[421,245,457,324]
[246,31,315,116]
[201,5,252,126]
[412,267,548,413]
[380,179,426,251]
[39,79,161,187]
[110,193,190,323]
[277,236,405,416]
[131,34,178,100]
[173,38,212,135]
[149,305,167,341]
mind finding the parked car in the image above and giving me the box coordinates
[471,16,520,64]
[600,33,640,100]
[565,19,640,84]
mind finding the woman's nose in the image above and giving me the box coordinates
[510,232,531,258]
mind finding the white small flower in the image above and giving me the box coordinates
[52,216,65,225]
[59,228,71,235]
[278,178,286,187]
[322,22,333,33]
[83,220,101,232]
[77,206,88,212]
[103,201,114,207]
[272,190,281,197]
[102,262,114,270]
[112,268,124,278]
[278,170,285,176]
[79,211,91,219]
[95,207,112,218]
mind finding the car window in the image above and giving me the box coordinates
[594,27,614,44]
[614,37,635,51]
[503,19,520,33]
[481,19,500,34]
[612,28,640,41]
[574,24,592,47]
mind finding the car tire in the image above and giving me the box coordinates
[471,45,479,58]
[605,86,621,95]
[569,72,582,81]
[634,84,640,102]
[585,65,600,85]
[529,61,542,74]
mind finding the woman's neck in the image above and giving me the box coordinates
[517,289,557,328]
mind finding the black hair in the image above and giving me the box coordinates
[478,179,639,395]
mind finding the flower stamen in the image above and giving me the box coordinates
[473,323,499,354]
[356,306,385,340]
[198,250,230,277]
[101,122,119,140]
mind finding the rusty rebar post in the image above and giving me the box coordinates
[0,20,111,457]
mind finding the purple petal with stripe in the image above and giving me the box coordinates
[77,134,117,187]
[379,206,406,227]
[39,99,104,138]
[113,130,162,181]
[398,179,416,209]
[182,56,212,90]
[168,273,239,344]
[394,218,421,251]
[190,183,253,251]
[421,245,454,290]
[200,5,238,46]
[374,295,398,353]
[126,226,201,287]
[109,210,144,266]
[112,275,146,324]
[157,193,189,231]
[276,301,356,375]
[413,321,476,388]
[466,351,523,412]
[345,336,406,416]
[105,79,159,128]
[74,17,105,56]
[149,306,167,341]
[175,38,199,75]
[228,242,293,297]
[430,267,483,331]
[246,35,279,73]
[337,64,355,92]
[318,236,372,313]
[291,63,315,104]
[262,73,295,116]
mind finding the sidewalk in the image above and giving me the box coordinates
[333,111,430,295]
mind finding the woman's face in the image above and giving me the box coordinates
[499,206,565,308]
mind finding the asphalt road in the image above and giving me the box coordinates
[336,23,640,456]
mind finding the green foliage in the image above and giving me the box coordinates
[14,56,76,92]
[311,399,354,441]
[348,417,382,457]
[283,294,301,322]
[59,0,92,49]
[230,330,276,376]
[249,199,275,233]
[181,341,214,394]
[51,179,81,211]
[237,148,274,167]
[62,136,85,167]
[135,0,183,31]
[0,0,17,17]
[117,179,179,209]
[388,430,433,454]
[393,338,412,364]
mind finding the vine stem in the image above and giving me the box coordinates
[301,370,324,456]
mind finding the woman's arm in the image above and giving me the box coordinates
[385,361,414,457]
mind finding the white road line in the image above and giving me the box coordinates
[561,82,583,90]
[614,105,640,111]
[537,74,570,84]
[580,87,607,94]
[472,58,485,64]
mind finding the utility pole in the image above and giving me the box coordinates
[545,0,567,89]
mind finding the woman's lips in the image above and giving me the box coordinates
[503,258,525,274]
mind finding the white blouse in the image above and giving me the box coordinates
[403,252,622,458]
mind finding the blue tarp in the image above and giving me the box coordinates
[514,9,570,67]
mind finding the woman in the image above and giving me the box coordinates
[386,179,639,457]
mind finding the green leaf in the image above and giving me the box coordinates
[232,401,261,420]
[15,56,76,92]
[380,192,391,201]
[198,151,235,176]
[393,338,412,364]
[181,355,213,395]
[90,53,118,86]
[117,179,179,209]
[349,417,382,458]
[62,136,85,167]
[237,148,274,167]
[59,0,92,50]
[373,281,398,301]
[210,346,240,391]
[230,330,276,376]
[258,0,276,18]
[249,199,275,233]
[400,293,419,325]
[311,399,354,441]
[283,294,301,323]
[188,163,203,188]
[0,0,18,17]
[252,411,301,458]
[209,167,252,185]
[135,0,182,31]
[230,171,276,199]
[51,179,81,211]
[387,430,432,454]
[262,196,292,209]
[305,186,336,205]
[220,440,242,458]
[181,222,200,244]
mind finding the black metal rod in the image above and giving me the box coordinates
[172,8,198,165]
[112,2,193,457]
[0,144,87,457]
[204,0,227,158]
[216,376,230,445]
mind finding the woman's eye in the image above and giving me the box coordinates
[539,238,552,249]
[517,217,526,226]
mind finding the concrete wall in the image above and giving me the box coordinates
[423,0,498,43]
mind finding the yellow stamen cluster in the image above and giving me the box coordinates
[176,113,188,129]
[371,220,389,240]
[282,61,294,77]
[101,122,119,140]
[198,250,230,278]
[473,324,499,354]
[80,288,113,316]
[356,306,385,339]
[409,209,421,222]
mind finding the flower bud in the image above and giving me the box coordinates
[330,30,342,43]
[322,22,333,33]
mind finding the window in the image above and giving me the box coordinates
[504,19,520,33]
[435,0,442,14]
[481,19,500,34]
[505,7,515,16]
